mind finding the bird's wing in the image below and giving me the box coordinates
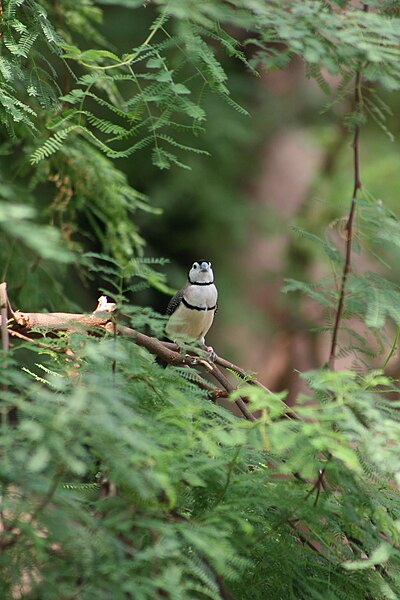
[166,284,187,315]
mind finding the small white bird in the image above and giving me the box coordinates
[165,260,218,352]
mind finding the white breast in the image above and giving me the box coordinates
[184,283,217,309]
[166,284,218,344]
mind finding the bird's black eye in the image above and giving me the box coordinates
[192,263,197,269]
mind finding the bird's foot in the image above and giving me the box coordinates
[205,346,216,362]
[173,340,183,355]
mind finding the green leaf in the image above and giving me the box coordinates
[342,543,393,570]
[28,445,50,473]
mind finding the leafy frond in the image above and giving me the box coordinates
[2,1,400,599]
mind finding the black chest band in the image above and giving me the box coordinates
[182,298,216,312]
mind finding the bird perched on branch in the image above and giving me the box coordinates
[165,260,218,356]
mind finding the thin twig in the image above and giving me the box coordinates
[197,359,256,422]
[216,355,301,421]
[305,456,330,506]
[0,282,9,353]
[179,366,229,400]
[214,355,269,391]
[29,470,64,524]
[328,80,362,368]
[314,3,369,502]
[0,283,9,535]
[0,282,10,413]
[216,446,242,505]
[8,329,67,353]
[287,519,327,558]
[115,326,256,419]
[328,3,368,370]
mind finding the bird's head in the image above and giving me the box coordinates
[188,260,214,284]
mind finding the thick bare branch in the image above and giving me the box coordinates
[1,287,257,422]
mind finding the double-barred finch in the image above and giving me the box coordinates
[165,260,218,350]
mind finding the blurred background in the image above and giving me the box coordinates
[5,2,400,399]
[92,4,400,400]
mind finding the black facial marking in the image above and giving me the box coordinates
[188,260,213,282]
[194,259,210,266]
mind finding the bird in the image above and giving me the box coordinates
[165,260,218,355]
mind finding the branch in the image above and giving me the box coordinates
[177,367,230,400]
[0,282,9,352]
[287,519,326,558]
[328,79,362,369]
[287,518,347,563]
[304,455,330,506]
[321,3,369,501]
[1,289,256,422]
[196,358,256,422]
[328,3,368,370]
[116,325,256,421]
[0,292,288,422]
[214,354,271,393]
[8,329,68,353]
[2,287,343,564]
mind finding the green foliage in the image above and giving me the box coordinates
[1,1,400,599]
[1,339,400,599]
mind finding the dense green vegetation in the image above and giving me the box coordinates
[1,1,400,598]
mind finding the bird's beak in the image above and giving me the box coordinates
[200,262,209,272]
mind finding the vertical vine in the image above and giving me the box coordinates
[328,3,369,370]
